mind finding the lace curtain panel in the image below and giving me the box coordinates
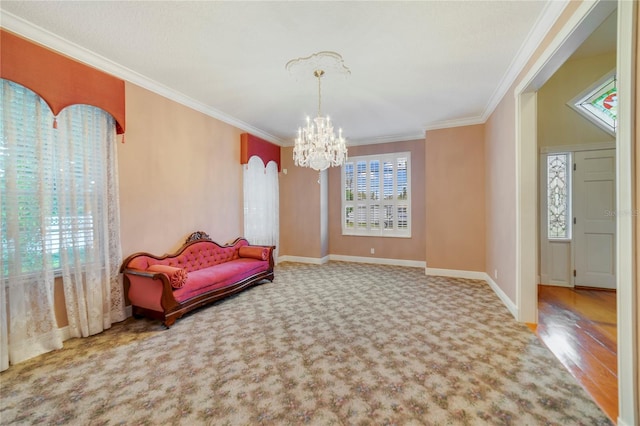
[54,104,127,336]
[243,156,279,260]
[0,80,126,371]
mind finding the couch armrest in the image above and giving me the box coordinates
[251,245,275,269]
[122,268,179,312]
[122,268,159,279]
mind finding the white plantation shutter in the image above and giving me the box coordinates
[2,82,56,275]
[342,152,411,237]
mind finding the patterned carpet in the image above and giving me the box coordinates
[1,262,611,425]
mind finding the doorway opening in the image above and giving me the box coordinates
[535,8,618,418]
[515,1,637,424]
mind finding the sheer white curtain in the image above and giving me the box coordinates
[1,80,62,370]
[1,80,125,371]
[243,156,279,260]
[56,105,126,337]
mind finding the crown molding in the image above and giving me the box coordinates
[1,2,571,145]
[422,1,569,132]
[423,115,485,132]
[482,0,571,122]
[280,132,426,147]
[0,11,285,146]
[349,132,426,146]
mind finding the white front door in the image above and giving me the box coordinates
[573,149,616,288]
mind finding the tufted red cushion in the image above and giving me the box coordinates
[173,258,269,303]
[152,241,241,273]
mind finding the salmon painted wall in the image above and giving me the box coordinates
[485,97,517,298]
[279,146,323,259]
[53,81,247,326]
[484,1,582,303]
[328,139,426,261]
[425,125,486,272]
[118,83,244,257]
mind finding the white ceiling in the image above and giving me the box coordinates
[1,1,571,146]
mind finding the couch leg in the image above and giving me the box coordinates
[132,306,144,319]
[164,316,177,329]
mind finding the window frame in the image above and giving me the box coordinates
[567,68,617,136]
[341,151,411,238]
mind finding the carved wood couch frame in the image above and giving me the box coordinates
[120,231,275,328]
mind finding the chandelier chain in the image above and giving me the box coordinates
[314,69,325,117]
[317,72,321,117]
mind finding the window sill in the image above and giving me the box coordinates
[342,232,412,239]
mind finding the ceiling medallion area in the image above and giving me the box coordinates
[285,51,351,80]
[286,51,350,173]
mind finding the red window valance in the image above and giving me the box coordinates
[1,30,125,134]
[240,133,281,171]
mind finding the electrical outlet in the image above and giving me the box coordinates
[370,248,375,254]
[494,269,498,279]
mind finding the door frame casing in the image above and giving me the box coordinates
[514,1,637,424]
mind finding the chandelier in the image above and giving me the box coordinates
[292,68,348,171]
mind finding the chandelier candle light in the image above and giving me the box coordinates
[292,68,348,172]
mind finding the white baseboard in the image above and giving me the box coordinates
[278,254,425,268]
[278,255,330,265]
[58,326,71,342]
[58,304,134,341]
[541,282,573,288]
[425,267,487,280]
[540,273,573,288]
[483,274,519,320]
[425,268,518,320]
[330,254,425,268]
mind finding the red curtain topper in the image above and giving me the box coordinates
[1,30,125,134]
[240,133,281,171]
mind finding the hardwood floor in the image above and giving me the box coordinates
[534,285,617,423]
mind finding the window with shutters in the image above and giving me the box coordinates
[342,152,411,237]
[1,79,112,276]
